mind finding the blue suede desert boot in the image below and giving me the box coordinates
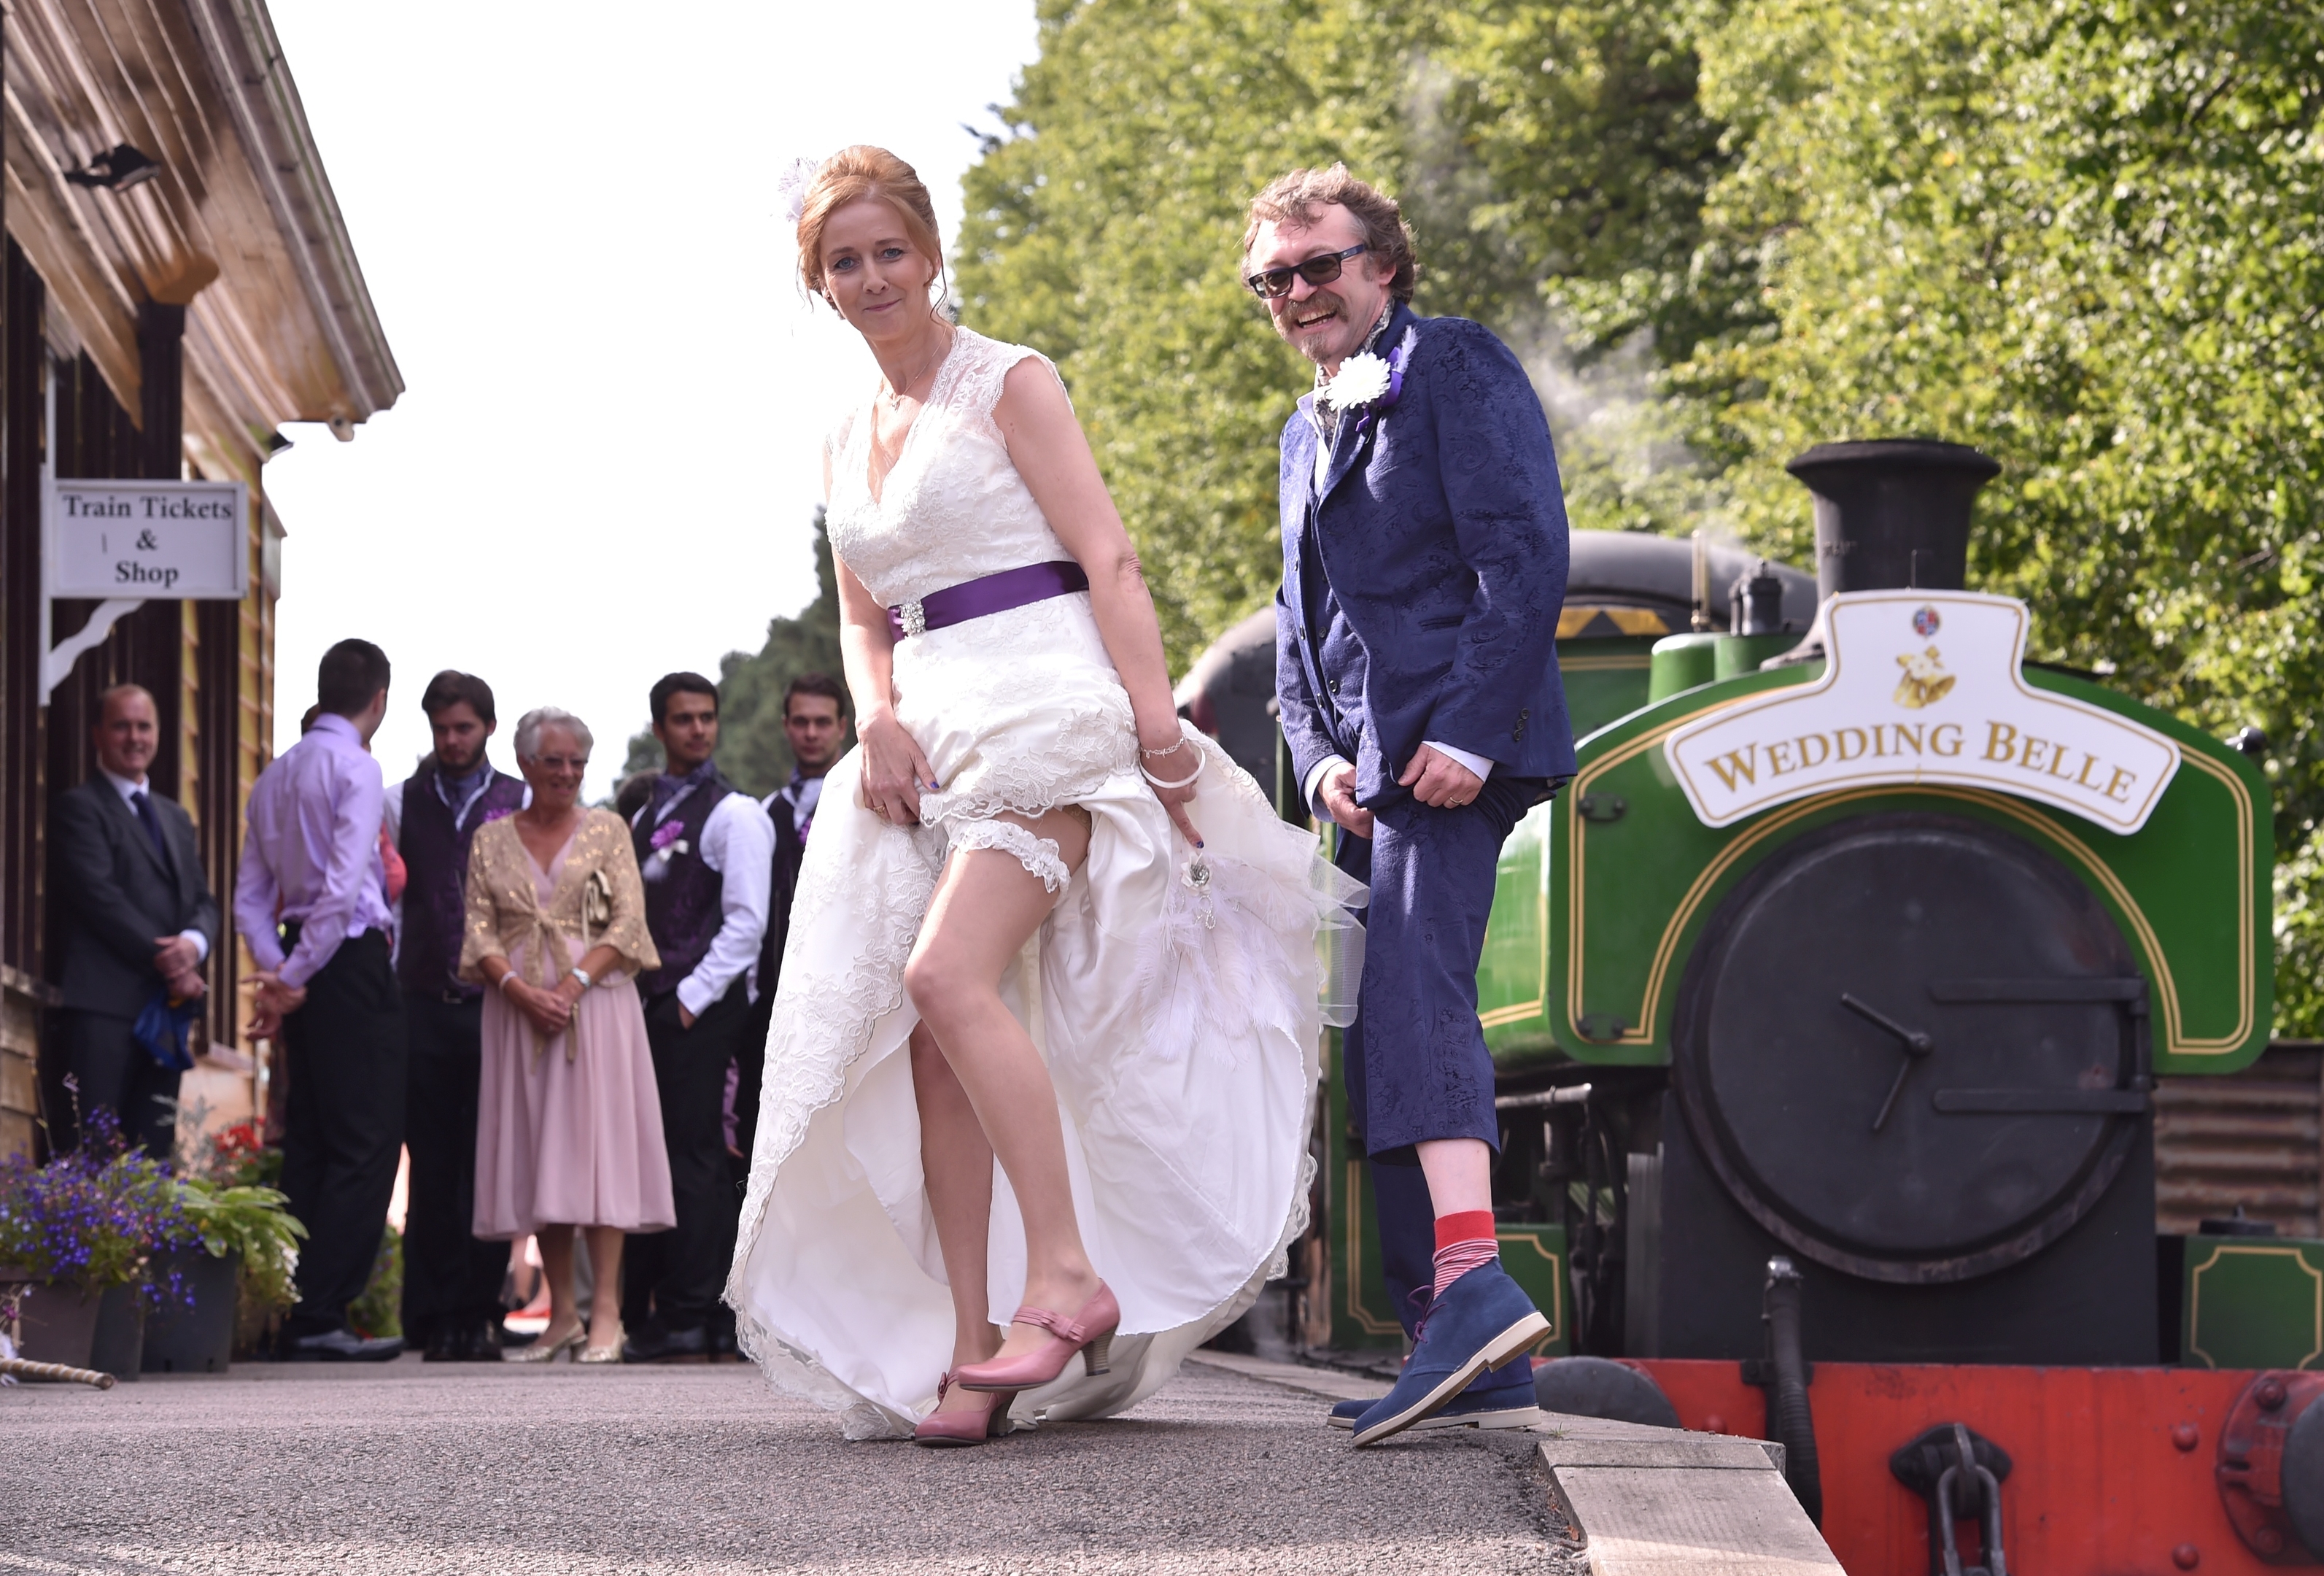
[1349,1264,1549,1447]
[1328,1354,1538,1432]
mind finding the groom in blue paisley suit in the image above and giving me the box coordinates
[1255,164,1577,1445]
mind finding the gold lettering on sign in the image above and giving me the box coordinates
[1984,721,2018,762]
[2105,765,2137,803]
[1931,724,1964,757]
[1836,727,1870,762]
[1797,734,1831,769]
[1707,746,1759,791]
[1893,723,1924,757]
[1767,740,1799,776]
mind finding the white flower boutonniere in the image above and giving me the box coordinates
[1320,350,1393,412]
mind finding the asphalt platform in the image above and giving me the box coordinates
[0,1354,1582,1574]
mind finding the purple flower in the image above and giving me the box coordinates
[650,819,686,851]
[480,806,515,825]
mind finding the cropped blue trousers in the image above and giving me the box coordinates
[1331,772,1545,1164]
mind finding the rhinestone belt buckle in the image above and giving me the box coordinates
[899,598,929,638]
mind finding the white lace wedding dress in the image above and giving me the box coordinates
[725,328,1360,1439]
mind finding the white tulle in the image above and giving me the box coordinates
[724,330,1363,1437]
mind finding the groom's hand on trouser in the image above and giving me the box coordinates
[1399,745,1484,810]
[1318,762,1376,839]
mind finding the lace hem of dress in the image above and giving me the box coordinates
[949,819,1069,892]
[723,819,943,1439]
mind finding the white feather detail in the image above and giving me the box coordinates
[775,155,826,230]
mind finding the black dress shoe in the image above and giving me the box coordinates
[421,1324,462,1362]
[287,1326,405,1362]
[708,1325,739,1361]
[620,1324,708,1364]
[458,1320,506,1361]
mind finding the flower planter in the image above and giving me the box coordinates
[143,1248,239,1374]
[89,1283,145,1380]
[13,1280,103,1369]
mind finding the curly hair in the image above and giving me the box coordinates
[1242,163,1418,305]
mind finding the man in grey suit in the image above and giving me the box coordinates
[48,683,220,1157]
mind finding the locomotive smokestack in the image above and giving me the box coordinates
[1786,440,2001,600]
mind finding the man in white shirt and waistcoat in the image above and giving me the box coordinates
[621,671,774,1363]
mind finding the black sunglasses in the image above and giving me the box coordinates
[1244,244,1368,300]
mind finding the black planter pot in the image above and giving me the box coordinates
[90,1283,145,1380]
[143,1248,239,1374]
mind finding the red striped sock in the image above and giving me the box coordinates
[1431,1210,1499,1299]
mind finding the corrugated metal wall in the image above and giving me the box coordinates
[2155,1043,2323,1237]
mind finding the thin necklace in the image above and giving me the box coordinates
[879,330,952,409]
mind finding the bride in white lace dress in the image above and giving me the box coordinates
[727,146,1360,1445]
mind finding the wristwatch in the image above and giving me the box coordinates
[569,966,593,989]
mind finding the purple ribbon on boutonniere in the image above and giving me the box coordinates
[480,805,515,825]
[1380,325,1416,411]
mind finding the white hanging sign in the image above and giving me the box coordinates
[1663,591,2180,834]
[45,478,249,599]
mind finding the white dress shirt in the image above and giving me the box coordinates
[232,714,393,989]
[99,768,209,964]
[646,782,775,1015]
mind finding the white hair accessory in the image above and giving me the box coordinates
[775,155,824,229]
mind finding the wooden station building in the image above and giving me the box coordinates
[0,0,399,1158]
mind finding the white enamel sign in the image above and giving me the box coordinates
[1663,591,2180,833]
[46,478,249,598]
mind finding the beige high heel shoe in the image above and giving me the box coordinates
[504,1323,585,1364]
[577,1321,624,1364]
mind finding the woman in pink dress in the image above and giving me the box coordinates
[462,706,673,1363]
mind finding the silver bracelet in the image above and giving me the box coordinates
[1139,751,1206,791]
[570,966,593,989]
[1139,737,1190,760]
[495,969,520,996]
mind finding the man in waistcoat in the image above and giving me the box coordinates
[621,671,774,1363]
[386,671,528,1361]
[1253,166,1577,1445]
[732,673,848,1183]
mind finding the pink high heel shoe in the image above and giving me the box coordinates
[954,1283,1120,1393]
[913,1370,1016,1448]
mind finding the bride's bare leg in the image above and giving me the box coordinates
[903,807,1098,1366]
[912,1021,1001,1410]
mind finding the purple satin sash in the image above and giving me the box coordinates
[886,560,1091,642]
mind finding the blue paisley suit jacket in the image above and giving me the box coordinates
[1274,302,1576,807]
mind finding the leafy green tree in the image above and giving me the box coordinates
[1673,0,2324,1027]
[954,0,1730,668]
[621,509,849,798]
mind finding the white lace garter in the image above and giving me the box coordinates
[949,819,1069,893]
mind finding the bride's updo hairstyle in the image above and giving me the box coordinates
[796,146,948,313]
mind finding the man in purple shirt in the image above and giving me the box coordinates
[235,638,406,1361]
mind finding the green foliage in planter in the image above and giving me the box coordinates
[346,1226,403,1341]
[175,1176,303,1315]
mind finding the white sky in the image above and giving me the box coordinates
[260,0,1039,798]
